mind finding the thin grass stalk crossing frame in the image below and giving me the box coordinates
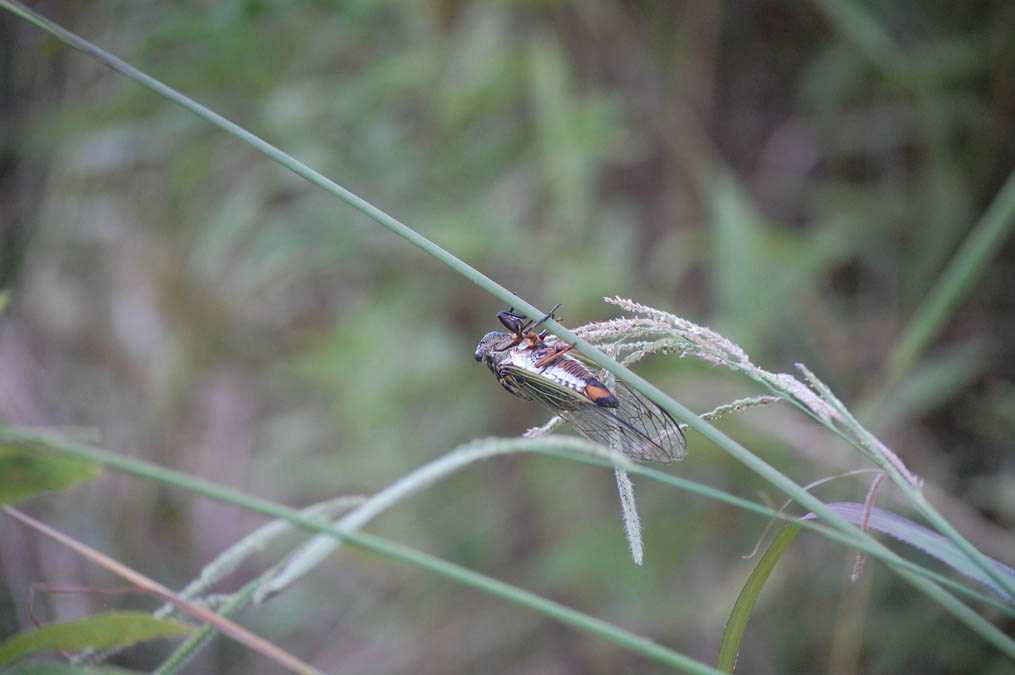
[3,0,1014,659]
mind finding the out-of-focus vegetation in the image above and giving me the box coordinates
[1,2,1012,673]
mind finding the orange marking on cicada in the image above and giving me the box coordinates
[584,383,619,408]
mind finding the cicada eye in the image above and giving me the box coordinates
[474,347,484,362]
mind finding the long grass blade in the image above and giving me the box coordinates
[881,170,1015,386]
[717,525,800,672]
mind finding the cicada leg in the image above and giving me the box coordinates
[494,335,521,350]
[494,308,536,350]
[497,308,531,334]
[517,303,562,349]
[526,303,562,335]
[534,342,576,372]
[497,303,563,352]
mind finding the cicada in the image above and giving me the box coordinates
[475,305,687,463]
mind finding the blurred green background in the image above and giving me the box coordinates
[1,2,1013,673]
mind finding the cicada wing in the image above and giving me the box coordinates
[497,364,684,463]
[609,380,686,462]
[496,364,589,412]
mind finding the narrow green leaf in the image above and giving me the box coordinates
[883,169,1015,385]
[0,444,102,505]
[0,612,192,667]
[804,503,1015,602]
[717,525,800,672]
[808,0,908,76]
[863,338,985,428]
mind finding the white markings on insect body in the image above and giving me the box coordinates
[500,347,592,398]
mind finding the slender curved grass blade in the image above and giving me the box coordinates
[803,503,1015,602]
[0,612,192,667]
[0,444,102,505]
[717,525,799,672]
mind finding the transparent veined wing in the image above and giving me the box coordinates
[497,363,686,463]
[607,379,687,462]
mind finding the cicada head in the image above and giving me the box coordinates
[475,330,513,371]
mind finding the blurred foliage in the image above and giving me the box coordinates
[0,1,1013,673]
[0,611,192,669]
[0,443,101,505]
